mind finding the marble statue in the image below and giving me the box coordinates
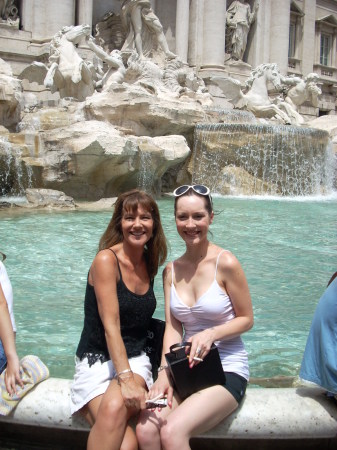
[19,25,98,101]
[0,57,22,127]
[43,24,96,101]
[212,63,295,125]
[0,0,18,23]
[262,73,322,126]
[280,73,322,124]
[120,0,176,60]
[86,36,126,90]
[226,0,259,61]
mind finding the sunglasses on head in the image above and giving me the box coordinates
[173,184,211,197]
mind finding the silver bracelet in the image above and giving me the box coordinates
[158,365,168,372]
[117,368,133,377]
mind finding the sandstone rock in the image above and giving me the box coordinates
[220,166,277,195]
[25,188,76,208]
[22,120,190,199]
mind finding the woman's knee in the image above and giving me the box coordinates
[160,420,184,450]
[97,395,127,429]
[136,419,160,447]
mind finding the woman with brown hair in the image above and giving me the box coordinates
[137,185,253,450]
[70,189,167,450]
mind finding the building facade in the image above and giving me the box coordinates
[1,0,336,115]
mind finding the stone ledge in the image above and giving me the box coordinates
[0,378,336,449]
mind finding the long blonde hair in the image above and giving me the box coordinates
[99,189,167,279]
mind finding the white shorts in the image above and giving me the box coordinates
[70,352,153,414]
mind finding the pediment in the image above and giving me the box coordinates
[316,14,337,26]
[290,1,304,16]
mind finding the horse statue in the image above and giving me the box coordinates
[212,63,296,125]
[20,24,97,101]
[44,24,96,101]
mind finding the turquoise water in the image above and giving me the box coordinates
[0,196,336,381]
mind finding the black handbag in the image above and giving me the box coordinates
[165,342,226,400]
[144,318,165,380]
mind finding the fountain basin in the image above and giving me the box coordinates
[0,378,336,450]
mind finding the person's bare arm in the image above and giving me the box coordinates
[147,263,183,407]
[91,250,146,409]
[0,285,23,394]
[188,251,253,363]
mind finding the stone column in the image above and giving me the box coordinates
[21,0,76,40]
[301,0,316,75]
[21,0,34,32]
[201,0,226,69]
[77,0,93,47]
[247,0,269,68]
[269,0,291,74]
[175,0,190,62]
[188,0,204,68]
[77,0,93,28]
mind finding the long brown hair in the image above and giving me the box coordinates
[99,189,167,279]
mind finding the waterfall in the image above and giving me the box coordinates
[137,150,155,193]
[0,136,33,197]
[191,123,335,196]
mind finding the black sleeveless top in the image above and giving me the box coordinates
[76,249,156,366]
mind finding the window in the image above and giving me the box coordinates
[320,33,332,66]
[288,23,296,58]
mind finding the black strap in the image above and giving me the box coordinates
[169,342,191,353]
[107,248,122,279]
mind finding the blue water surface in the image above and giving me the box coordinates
[0,196,336,381]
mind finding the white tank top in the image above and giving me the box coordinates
[170,251,249,380]
[0,261,16,332]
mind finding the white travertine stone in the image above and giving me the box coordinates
[176,0,189,63]
[21,0,76,40]
[247,0,271,68]
[188,0,204,68]
[0,378,336,442]
[269,0,290,74]
[77,0,93,31]
[301,0,316,76]
[201,0,226,69]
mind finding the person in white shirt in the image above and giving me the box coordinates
[0,252,22,394]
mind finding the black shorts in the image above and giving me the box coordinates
[222,372,247,404]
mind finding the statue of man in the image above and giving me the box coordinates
[87,36,126,89]
[226,0,259,61]
[283,73,322,110]
[120,0,176,59]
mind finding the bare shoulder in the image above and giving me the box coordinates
[91,248,119,278]
[162,261,173,283]
[217,248,242,273]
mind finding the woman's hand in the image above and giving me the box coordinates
[146,369,174,408]
[187,328,216,368]
[119,375,147,410]
[4,353,23,396]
